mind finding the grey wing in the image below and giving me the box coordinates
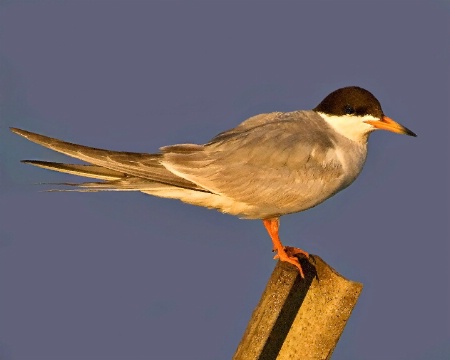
[161,111,346,215]
[10,128,208,192]
[208,112,283,143]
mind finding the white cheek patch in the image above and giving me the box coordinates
[318,113,378,143]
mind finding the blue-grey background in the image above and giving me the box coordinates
[1,1,449,359]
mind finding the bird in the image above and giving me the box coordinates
[11,86,416,278]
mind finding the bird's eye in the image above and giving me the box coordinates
[344,105,355,114]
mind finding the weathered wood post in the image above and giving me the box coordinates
[233,255,363,360]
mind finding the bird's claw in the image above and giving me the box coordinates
[273,246,309,259]
[274,249,306,278]
[284,246,309,259]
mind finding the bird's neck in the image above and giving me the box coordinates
[317,112,374,145]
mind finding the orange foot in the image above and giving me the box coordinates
[272,248,305,278]
[263,218,308,278]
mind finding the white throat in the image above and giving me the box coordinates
[318,112,377,144]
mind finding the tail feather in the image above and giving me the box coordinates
[11,128,208,192]
[44,177,199,193]
[55,178,169,191]
[22,160,126,180]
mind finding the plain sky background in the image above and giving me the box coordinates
[1,1,449,359]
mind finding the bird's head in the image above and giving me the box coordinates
[314,86,416,143]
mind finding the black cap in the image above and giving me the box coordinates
[314,86,384,119]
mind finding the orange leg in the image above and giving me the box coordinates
[263,218,308,278]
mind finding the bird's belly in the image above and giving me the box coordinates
[141,146,365,220]
[247,158,366,219]
[261,181,345,218]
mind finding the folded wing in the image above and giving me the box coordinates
[161,111,345,213]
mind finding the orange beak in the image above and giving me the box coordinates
[365,116,416,137]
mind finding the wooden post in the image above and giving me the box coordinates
[233,255,363,360]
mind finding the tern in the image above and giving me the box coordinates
[11,86,416,277]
